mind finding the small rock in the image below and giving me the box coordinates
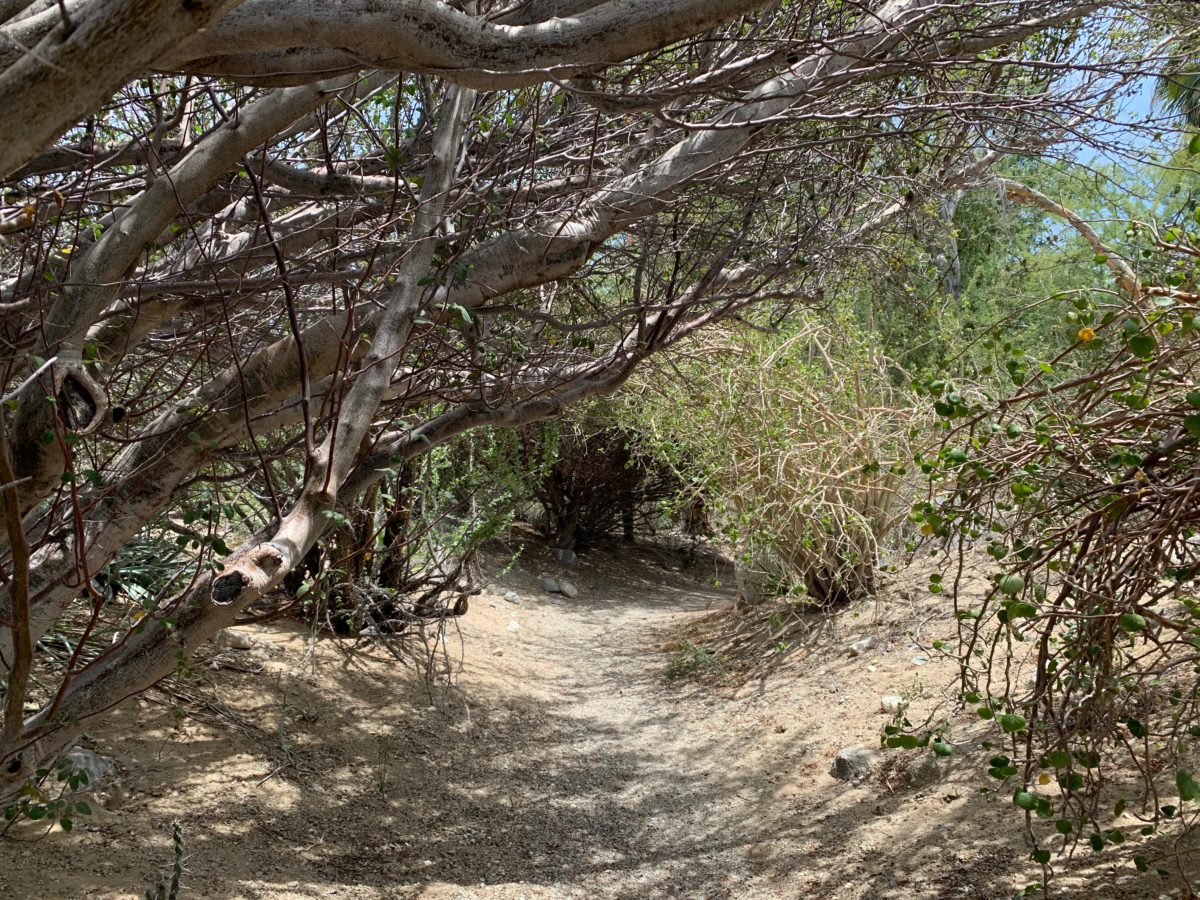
[848,636,877,656]
[61,747,114,792]
[216,629,254,650]
[503,591,521,604]
[911,654,929,666]
[907,753,947,788]
[558,580,578,599]
[881,695,905,714]
[830,745,879,782]
[492,649,504,657]
[507,620,520,633]
[538,576,559,593]
[550,547,577,564]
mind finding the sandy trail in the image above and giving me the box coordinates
[0,543,1184,899]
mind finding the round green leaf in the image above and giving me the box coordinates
[1000,713,1027,733]
[1127,333,1155,358]
[1013,790,1038,811]
[997,574,1025,596]
[1118,613,1146,633]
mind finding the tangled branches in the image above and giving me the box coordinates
[909,214,1200,880]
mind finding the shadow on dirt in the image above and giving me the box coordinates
[4,543,1196,900]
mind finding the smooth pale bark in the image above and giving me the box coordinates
[997,179,1141,300]
[0,0,242,178]
[10,78,353,513]
[158,0,767,88]
[0,84,476,787]
[0,349,641,791]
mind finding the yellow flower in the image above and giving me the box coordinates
[1077,327,1095,342]
[920,523,934,535]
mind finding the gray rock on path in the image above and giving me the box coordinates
[61,747,114,792]
[503,591,521,604]
[216,629,254,650]
[907,753,947,788]
[880,695,904,714]
[848,636,877,656]
[538,576,560,593]
[550,547,577,564]
[830,745,879,782]
[558,580,579,599]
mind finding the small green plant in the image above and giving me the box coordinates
[2,756,95,833]
[372,737,396,796]
[665,640,725,680]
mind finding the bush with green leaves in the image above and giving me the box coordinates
[296,428,534,642]
[898,221,1200,890]
[1,754,94,835]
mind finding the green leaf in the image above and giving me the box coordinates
[1055,819,1073,835]
[997,575,1025,596]
[1185,414,1200,439]
[932,741,953,757]
[1127,333,1155,358]
[1188,132,1200,155]
[1134,855,1148,873]
[1125,718,1147,738]
[1000,714,1027,734]
[1031,849,1051,865]
[1074,750,1101,769]
[1013,790,1038,811]
[1118,613,1146,633]
[1093,253,1109,264]
[1006,601,1038,619]
[1090,833,1105,852]
[1177,769,1200,802]
[1186,390,1200,408]
[1059,772,1085,791]
[1046,750,1070,769]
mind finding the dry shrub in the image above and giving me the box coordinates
[517,421,682,550]
[628,315,928,607]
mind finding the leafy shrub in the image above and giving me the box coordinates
[902,221,1200,887]
[665,640,726,680]
[290,430,531,652]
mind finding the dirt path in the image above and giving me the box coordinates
[0,543,1185,899]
